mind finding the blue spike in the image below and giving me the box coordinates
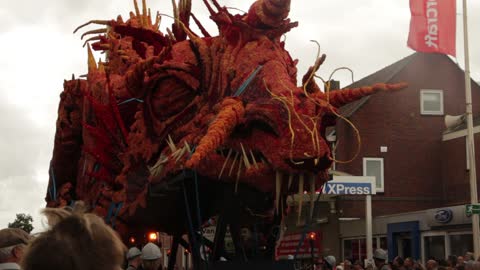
[117,98,144,106]
[49,163,57,202]
[233,65,263,97]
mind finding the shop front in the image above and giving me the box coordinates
[340,205,475,262]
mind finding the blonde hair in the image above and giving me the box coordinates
[21,202,126,270]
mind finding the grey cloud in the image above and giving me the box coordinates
[0,101,51,231]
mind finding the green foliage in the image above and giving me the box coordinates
[8,213,34,233]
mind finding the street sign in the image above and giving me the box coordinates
[322,176,376,195]
[466,204,480,215]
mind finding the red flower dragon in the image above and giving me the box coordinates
[46,0,405,259]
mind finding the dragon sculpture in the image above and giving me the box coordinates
[46,0,405,265]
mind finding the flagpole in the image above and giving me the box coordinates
[462,0,480,259]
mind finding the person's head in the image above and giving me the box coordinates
[373,249,387,267]
[0,228,31,264]
[426,260,438,270]
[413,260,424,270]
[126,247,142,268]
[141,243,162,270]
[394,257,405,267]
[353,260,363,270]
[344,259,353,270]
[465,253,475,262]
[459,257,466,266]
[447,256,458,268]
[405,258,414,268]
[21,203,126,270]
[323,255,336,270]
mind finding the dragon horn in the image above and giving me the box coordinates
[247,0,291,28]
[315,82,408,108]
[185,98,245,169]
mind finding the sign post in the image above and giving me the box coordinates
[324,176,376,262]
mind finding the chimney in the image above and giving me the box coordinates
[324,80,340,92]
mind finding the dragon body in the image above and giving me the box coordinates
[46,0,405,257]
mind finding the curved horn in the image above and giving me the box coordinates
[247,0,291,28]
[313,83,408,108]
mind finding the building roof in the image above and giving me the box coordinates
[339,53,417,117]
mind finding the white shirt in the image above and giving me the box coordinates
[0,263,20,270]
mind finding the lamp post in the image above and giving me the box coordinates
[462,0,480,259]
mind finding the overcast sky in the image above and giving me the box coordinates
[1,0,480,232]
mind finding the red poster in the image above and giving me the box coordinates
[407,0,456,56]
[276,231,322,260]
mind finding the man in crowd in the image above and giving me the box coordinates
[141,243,162,270]
[21,203,126,270]
[126,247,142,270]
[353,260,363,270]
[393,256,406,270]
[373,248,390,270]
[404,257,414,270]
[426,259,438,270]
[0,228,30,270]
[344,259,352,270]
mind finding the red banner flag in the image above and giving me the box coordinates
[408,0,456,56]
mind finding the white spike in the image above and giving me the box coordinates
[297,174,304,225]
[309,174,316,220]
[275,171,282,214]
[287,174,293,190]
[218,149,233,179]
[228,152,240,177]
[184,141,191,153]
[174,146,187,162]
[314,158,319,166]
[250,150,259,169]
[240,143,251,169]
[167,135,177,152]
[235,160,243,193]
[149,155,168,176]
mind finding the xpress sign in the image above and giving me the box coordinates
[322,176,376,195]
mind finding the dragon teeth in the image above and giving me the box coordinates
[228,152,240,177]
[275,171,282,214]
[250,149,259,169]
[297,174,304,225]
[287,173,293,190]
[240,143,251,169]
[218,149,232,179]
[309,173,315,220]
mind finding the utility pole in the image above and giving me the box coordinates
[462,0,480,259]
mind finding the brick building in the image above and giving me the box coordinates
[333,52,480,262]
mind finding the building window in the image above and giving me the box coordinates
[449,233,473,257]
[421,89,444,115]
[342,237,385,262]
[421,231,472,262]
[363,158,384,192]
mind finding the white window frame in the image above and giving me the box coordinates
[420,89,444,115]
[363,158,384,193]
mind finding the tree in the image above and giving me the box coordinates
[8,213,34,233]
